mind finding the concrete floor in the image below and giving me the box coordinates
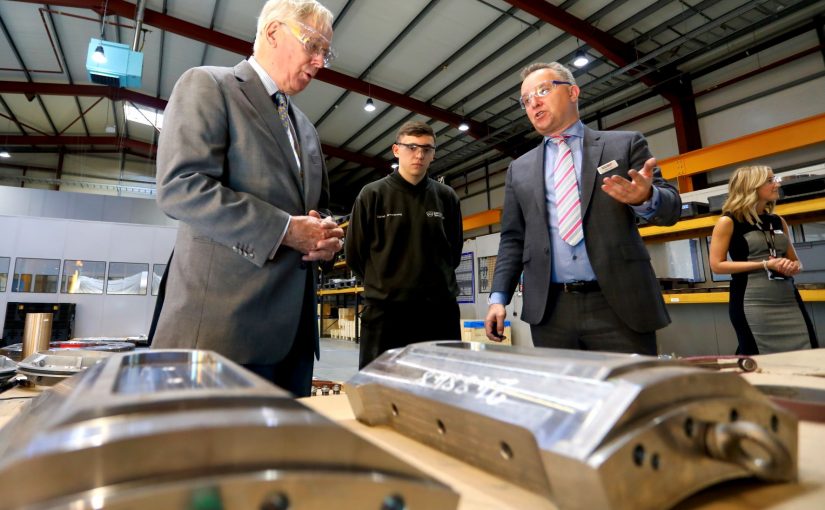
[313,337,359,383]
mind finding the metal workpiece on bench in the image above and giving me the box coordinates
[0,350,458,510]
[0,339,135,362]
[346,342,798,510]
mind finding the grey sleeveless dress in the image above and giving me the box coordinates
[727,213,814,354]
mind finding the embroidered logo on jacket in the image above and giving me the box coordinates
[376,213,403,219]
[426,211,444,218]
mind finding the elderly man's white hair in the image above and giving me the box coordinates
[253,0,333,55]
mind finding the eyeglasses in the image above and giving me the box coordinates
[396,142,436,155]
[283,21,337,67]
[763,175,783,185]
[518,80,572,109]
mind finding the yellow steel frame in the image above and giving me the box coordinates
[318,287,364,295]
[639,197,825,240]
[463,209,502,231]
[663,289,825,303]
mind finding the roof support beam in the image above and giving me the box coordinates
[14,0,494,142]
[0,81,383,168]
[502,0,701,152]
[322,145,390,171]
[502,0,675,95]
[4,135,157,156]
[0,80,167,110]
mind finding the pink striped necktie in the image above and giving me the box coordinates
[550,136,583,246]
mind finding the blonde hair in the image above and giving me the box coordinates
[721,165,776,225]
[253,0,333,55]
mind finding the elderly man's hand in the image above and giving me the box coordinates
[601,157,656,206]
[284,210,344,260]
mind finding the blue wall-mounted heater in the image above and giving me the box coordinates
[86,39,143,88]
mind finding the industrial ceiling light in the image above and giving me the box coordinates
[391,163,399,169]
[458,121,469,132]
[92,43,107,64]
[364,98,376,112]
[0,150,10,158]
[573,50,589,68]
[572,37,589,68]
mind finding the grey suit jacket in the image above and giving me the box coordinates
[152,60,328,364]
[491,126,681,333]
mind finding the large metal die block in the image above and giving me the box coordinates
[0,350,458,510]
[346,342,797,510]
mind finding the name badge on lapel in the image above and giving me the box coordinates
[597,160,619,174]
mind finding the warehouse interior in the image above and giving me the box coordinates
[1,1,825,508]
[1,0,824,349]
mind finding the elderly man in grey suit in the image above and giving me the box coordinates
[152,0,343,396]
[485,62,681,354]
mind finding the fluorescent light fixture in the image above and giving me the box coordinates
[458,121,469,132]
[573,51,589,68]
[364,98,376,112]
[0,150,10,158]
[124,103,163,130]
[92,44,107,64]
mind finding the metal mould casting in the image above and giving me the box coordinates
[0,349,458,510]
[346,341,797,510]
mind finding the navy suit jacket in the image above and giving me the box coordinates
[491,126,681,333]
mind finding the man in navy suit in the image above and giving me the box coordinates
[485,62,681,354]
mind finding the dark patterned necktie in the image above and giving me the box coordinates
[272,90,304,183]
[273,91,303,166]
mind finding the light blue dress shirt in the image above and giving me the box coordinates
[489,121,661,305]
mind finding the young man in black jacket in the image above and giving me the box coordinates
[346,121,463,368]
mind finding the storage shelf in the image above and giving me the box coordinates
[639,197,825,241]
[318,287,363,296]
[663,289,825,304]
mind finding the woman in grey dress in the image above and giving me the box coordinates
[709,165,818,354]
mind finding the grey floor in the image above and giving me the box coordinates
[313,337,359,383]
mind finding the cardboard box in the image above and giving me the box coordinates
[321,318,338,335]
[338,307,356,321]
[337,318,360,341]
[460,320,512,345]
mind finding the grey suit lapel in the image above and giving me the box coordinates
[581,127,605,214]
[530,143,548,218]
[234,61,305,198]
[291,107,319,208]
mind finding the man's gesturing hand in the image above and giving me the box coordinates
[601,157,656,206]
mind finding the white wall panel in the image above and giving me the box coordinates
[62,222,111,260]
[698,74,825,146]
[0,214,176,340]
[15,218,68,258]
[645,128,680,161]
[108,224,156,262]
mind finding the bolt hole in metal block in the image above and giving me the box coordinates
[437,419,446,435]
[346,341,798,510]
